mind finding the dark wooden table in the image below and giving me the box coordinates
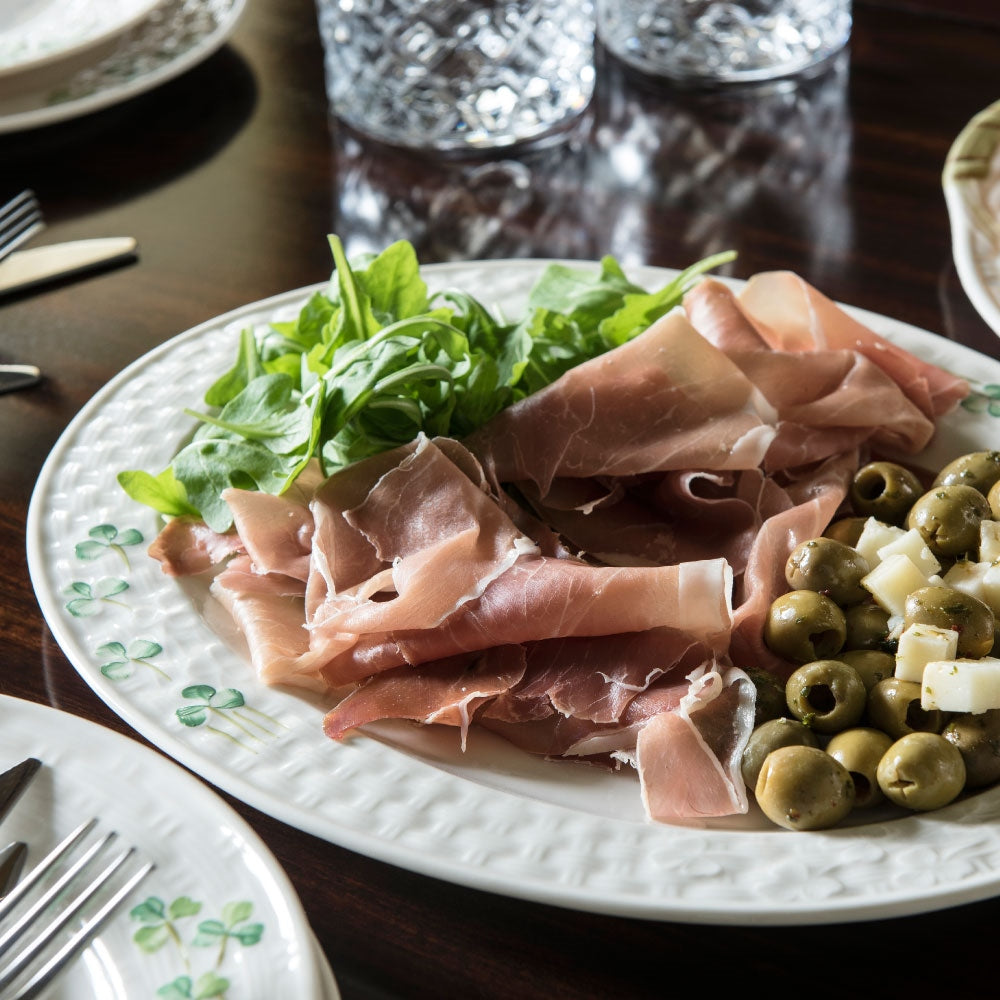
[2,1,1000,996]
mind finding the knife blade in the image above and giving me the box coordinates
[0,364,42,395]
[0,758,41,825]
[0,237,137,296]
[0,841,27,898]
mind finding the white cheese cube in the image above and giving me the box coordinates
[943,560,990,604]
[855,518,906,570]
[981,563,1000,615]
[981,520,1000,563]
[876,528,941,578]
[862,553,931,617]
[921,657,1000,713]
[895,623,959,682]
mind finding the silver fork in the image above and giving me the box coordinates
[0,191,44,265]
[0,819,154,1000]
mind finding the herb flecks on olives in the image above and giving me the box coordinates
[741,718,819,790]
[906,484,991,558]
[785,538,870,606]
[764,590,846,664]
[876,733,966,811]
[850,461,923,524]
[785,660,867,734]
[755,746,855,831]
[903,585,995,659]
[933,450,1000,497]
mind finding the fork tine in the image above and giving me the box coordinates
[0,819,152,999]
[11,858,154,1000]
[0,190,44,261]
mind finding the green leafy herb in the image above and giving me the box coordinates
[119,237,735,531]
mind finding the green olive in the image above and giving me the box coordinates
[836,649,896,691]
[824,517,868,548]
[942,709,1000,788]
[784,537,870,606]
[764,590,847,664]
[843,602,891,652]
[876,732,966,810]
[741,717,820,790]
[850,461,924,524]
[784,660,867,734]
[988,479,1000,521]
[745,668,788,726]
[903,585,995,658]
[866,678,946,738]
[933,450,1000,497]
[826,727,894,807]
[906,484,991,558]
[755,745,856,830]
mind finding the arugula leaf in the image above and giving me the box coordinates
[118,238,736,530]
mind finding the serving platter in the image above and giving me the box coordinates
[0,695,338,999]
[943,98,1000,337]
[0,0,245,134]
[25,259,1000,926]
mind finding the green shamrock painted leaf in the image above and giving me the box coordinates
[64,577,130,617]
[134,924,172,953]
[130,897,167,923]
[97,638,167,681]
[221,901,253,925]
[157,977,192,1000]
[193,972,230,1000]
[176,705,209,727]
[182,684,218,701]
[74,524,145,569]
[169,896,202,920]
[211,689,245,710]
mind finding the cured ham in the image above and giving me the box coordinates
[146,269,970,825]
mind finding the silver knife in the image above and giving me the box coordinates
[0,237,137,296]
[0,758,41,825]
[0,364,42,394]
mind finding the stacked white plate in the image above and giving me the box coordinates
[0,696,339,999]
[0,0,246,134]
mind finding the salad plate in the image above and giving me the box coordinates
[0,695,337,998]
[25,258,1000,926]
[0,0,245,135]
[943,98,1000,337]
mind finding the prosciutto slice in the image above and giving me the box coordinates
[151,267,971,826]
[465,309,778,496]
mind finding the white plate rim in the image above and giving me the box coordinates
[0,693,335,998]
[0,0,162,82]
[24,258,1000,926]
[0,0,246,135]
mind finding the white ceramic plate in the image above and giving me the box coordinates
[25,260,1000,926]
[0,0,245,134]
[943,98,1000,336]
[0,695,338,999]
[0,0,160,82]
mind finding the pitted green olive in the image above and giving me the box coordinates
[867,678,946,738]
[785,660,867,733]
[906,484,991,558]
[741,717,820,790]
[850,461,924,524]
[903,585,995,658]
[876,732,966,811]
[836,649,895,691]
[826,727,894,807]
[764,591,846,664]
[933,450,1000,497]
[942,710,1000,788]
[989,479,1000,521]
[785,537,870,606]
[745,668,788,726]
[755,745,855,830]
[824,517,868,548]
[843,602,891,652]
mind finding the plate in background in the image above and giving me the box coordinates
[0,0,245,134]
[943,98,1000,336]
[0,695,337,998]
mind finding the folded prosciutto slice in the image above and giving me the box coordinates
[147,268,970,826]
